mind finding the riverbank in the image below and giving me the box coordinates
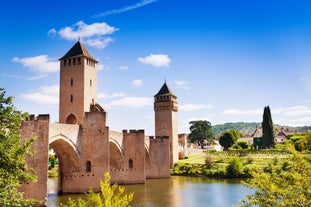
[171,149,303,178]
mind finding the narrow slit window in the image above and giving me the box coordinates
[86,161,91,172]
[70,78,73,86]
[128,159,133,169]
[70,95,73,102]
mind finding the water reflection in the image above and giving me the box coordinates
[48,176,253,207]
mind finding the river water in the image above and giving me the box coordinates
[47,176,254,207]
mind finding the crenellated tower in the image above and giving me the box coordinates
[154,82,179,167]
[59,41,99,125]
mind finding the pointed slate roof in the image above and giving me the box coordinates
[154,82,176,97]
[59,41,97,62]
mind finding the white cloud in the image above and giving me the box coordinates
[98,92,125,99]
[273,106,311,116]
[174,80,190,90]
[94,0,158,17]
[13,55,59,73]
[222,109,262,116]
[179,104,214,111]
[118,66,129,70]
[132,79,143,87]
[47,28,56,38]
[21,85,59,106]
[26,74,48,80]
[55,21,118,49]
[138,54,171,68]
[105,97,153,108]
[97,63,104,70]
[86,37,114,49]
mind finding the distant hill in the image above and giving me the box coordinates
[212,122,311,137]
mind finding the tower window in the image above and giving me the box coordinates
[86,161,91,172]
[70,95,73,102]
[73,58,76,65]
[77,57,81,65]
[90,79,92,86]
[68,59,71,66]
[128,159,133,169]
[70,78,73,86]
[64,60,67,66]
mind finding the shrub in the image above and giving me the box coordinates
[236,140,251,149]
[226,157,243,178]
[205,155,213,168]
[60,172,134,207]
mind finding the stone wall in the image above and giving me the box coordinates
[146,136,170,178]
[60,111,109,193]
[19,114,50,206]
[110,130,146,184]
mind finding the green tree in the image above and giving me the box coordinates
[219,130,239,151]
[0,88,37,206]
[236,140,251,149]
[188,120,214,149]
[240,146,311,207]
[60,172,134,207]
[262,106,275,148]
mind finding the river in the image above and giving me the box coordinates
[47,176,254,207]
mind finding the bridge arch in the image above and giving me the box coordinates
[49,134,80,193]
[109,138,123,169]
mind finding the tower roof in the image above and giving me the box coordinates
[59,41,97,62]
[154,82,176,97]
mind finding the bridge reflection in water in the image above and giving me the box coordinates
[47,176,254,207]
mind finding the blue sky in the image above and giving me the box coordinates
[1,0,311,135]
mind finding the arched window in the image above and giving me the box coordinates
[90,79,92,86]
[128,159,133,169]
[70,95,73,102]
[66,114,77,124]
[86,161,91,172]
[70,78,73,86]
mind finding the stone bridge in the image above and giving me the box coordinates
[20,114,170,206]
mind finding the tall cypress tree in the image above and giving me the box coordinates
[262,106,275,148]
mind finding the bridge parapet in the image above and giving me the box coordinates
[49,123,79,144]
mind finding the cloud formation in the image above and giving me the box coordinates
[106,97,153,108]
[13,55,59,73]
[138,54,171,67]
[21,85,59,106]
[222,108,262,116]
[132,79,143,87]
[174,80,190,90]
[118,66,129,70]
[50,21,118,49]
[98,92,125,99]
[180,104,214,111]
[94,0,158,17]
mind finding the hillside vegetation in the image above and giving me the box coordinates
[212,122,311,137]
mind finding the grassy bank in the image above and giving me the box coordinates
[171,150,300,178]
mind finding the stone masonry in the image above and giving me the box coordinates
[19,41,178,205]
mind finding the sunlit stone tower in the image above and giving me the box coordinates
[154,82,179,167]
[59,41,98,124]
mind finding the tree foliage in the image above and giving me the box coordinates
[240,146,311,207]
[0,88,37,206]
[188,120,214,149]
[262,106,275,148]
[60,172,134,207]
[219,129,240,150]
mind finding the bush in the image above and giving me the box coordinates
[230,144,242,150]
[205,155,213,168]
[60,172,134,207]
[226,157,243,178]
[236,140,251,149]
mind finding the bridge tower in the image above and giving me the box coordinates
[154,82,179,167]
[59,41,98,124]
